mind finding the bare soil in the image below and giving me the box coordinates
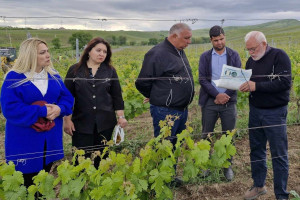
[124,111,300,200]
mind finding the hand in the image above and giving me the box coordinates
[118,117,128,128]
[239,81,256,92]
[45,104,61,121]
[215,93,230,105]
[143,98,149,104]
[63,117,75,136]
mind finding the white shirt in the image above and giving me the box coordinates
[25,69,48,96]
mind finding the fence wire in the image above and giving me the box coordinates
[1,122,299,166]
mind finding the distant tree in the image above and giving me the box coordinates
[118,36,127,45]
[148,38,158,45]
[112,36,117,45]
[68,32,92,50]
[129,41,136,46]
[106,35,118,46]
[105,37,113,45]
[141,41,148,46]
[158,37,165,43]
[52,37,61,49]
[192,37,210,44]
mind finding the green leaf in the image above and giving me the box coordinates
[124,181,136,196]
[214,140,226,157]
[138,179,148,192]
[185,137,195,149]
[59,175,87,199]
[3,171,24,191]
[149,168,172,197]
[132,158,141,174]
[183,161,198,181]
[57,160,75,184]
[226,144,237,158]
[4,185,27,200]
[0,162,16,177]
[191,149,210,166]
[33,170,56,199]
[197,140,211,150]
[27,185,38,200]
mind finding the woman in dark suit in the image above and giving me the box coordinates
[63,37,127,169]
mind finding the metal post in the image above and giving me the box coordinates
[76,38,79,62]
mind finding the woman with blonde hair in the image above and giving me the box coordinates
[0,38,74,187]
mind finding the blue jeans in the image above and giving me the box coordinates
[150,104,188,146]
[249,105,289,199]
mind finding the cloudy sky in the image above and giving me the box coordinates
[1,0,300,31]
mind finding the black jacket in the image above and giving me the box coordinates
[64,63,124,133]
[246,46,291,108]
[135,38,194,110]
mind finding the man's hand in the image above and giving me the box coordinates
[215,93,230,104]
[143,98,149,104]
[239,81,256,92]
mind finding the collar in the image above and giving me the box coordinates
[258,45,271,60]
[164,37,182,55]
[25,68,47,79]
[212,48,227,56]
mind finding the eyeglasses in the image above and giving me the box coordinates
[245,42,262,53]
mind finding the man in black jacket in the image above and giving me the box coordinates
[240,31,291,200]
[135,23,194,146]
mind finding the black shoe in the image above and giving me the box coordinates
[223,166,234,181]
[170,177,183,188]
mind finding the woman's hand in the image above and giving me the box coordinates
[63,116,75,136]
[45,104,61,121]
[118,117,128,128]
[116,110,127,128]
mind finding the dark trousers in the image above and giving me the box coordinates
[150,104,188,146]
[249,105,289,199]
[72,125,114,169]
[23,163,52,188]
[201,98,237,138]
[23,141,53,188]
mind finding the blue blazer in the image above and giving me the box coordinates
[0,71,74,173]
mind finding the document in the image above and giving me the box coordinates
[213,64,252,90]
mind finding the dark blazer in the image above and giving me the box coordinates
[64,62,124,133]
[198,47,241,107]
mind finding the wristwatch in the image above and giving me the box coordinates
[118,116,125,119]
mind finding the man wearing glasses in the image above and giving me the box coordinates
[198,25,241,181]
[240,31,291,200]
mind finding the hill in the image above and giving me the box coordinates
[0,19,300,48]
[222,19,300,45]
